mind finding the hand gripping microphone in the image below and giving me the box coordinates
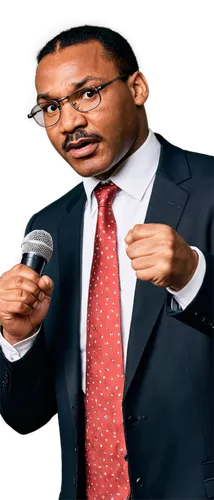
[21,230,53,275]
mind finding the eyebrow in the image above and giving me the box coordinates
[37,75,102,102]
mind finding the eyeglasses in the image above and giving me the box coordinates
[28,74,127,128]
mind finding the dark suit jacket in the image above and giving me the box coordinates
[0,135,213,500]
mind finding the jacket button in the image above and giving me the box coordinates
[128,415,146,426]
[136,477,144,487]
[72,477,76,486]
[127,416,134,425]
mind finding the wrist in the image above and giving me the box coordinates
[171,249,199,292]
[1,325,38,345]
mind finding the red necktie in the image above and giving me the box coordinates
[85,182,130,499]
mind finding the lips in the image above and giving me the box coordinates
[65,138,100,159]
[66,137,99,151]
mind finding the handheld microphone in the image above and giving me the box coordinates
[21,230,53,275]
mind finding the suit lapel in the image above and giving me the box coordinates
[123,136,191,399]
[57,185,86,409]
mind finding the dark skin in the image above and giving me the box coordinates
[0,41,198,344]
[35,41,149,180]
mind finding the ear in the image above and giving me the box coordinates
[128,71,149,105]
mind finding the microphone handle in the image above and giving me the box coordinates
[21,253,47,276]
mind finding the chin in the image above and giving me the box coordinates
[69,158,113,179]
[64,154,114,180]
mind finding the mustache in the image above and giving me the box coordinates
[62,130,102,152]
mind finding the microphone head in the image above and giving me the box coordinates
[21,230,53,263]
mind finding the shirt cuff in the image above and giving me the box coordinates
[0,326,42,362]
[167,247,206,310]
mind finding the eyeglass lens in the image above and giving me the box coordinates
[33,87,101,127]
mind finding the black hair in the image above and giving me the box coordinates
[37,25,139,76]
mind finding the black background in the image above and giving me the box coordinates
[0,9,214,263]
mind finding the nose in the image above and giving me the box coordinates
[58,100,87,133]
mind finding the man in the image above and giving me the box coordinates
[0,25,213,500]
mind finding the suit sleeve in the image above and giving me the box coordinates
[166,251,214,338]
[0,324,57,434]
[0,212,57,499]
[0,215,57,434]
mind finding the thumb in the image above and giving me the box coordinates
[38,275,54,296]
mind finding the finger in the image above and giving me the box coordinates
[1,264,41,284]
[0,289,45,307]
[125,229,134,245]
[131,255,158,271]
[134,266,159,282]
[126,239,156,259]
[134,264,170,287]
[38,276,54,297]
[125,223,165,244]
[0,276,42,300]
[1,300,36,316]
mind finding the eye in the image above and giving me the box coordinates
[81,88,98,100]
[40,102,59,114]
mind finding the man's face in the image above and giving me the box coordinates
[35,41,143,179]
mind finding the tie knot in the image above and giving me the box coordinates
[94,182,120,208]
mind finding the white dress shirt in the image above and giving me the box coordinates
[0,130,206,392]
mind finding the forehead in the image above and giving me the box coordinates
[35,41,117,95]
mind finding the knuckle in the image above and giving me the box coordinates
[164,246,174,261]
[131,259,137,270]
[162,223,170,232]
[17,288,26,299]
[18,302,29,313]
[39,291,45,301]
[16,276,23,287]
[165,225,174,240]
[168,235,175,249]
[33,300,39,309]
[35,285,41,296]
[14,263,24,273]
[133,224,141,235]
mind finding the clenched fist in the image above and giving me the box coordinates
[0,264,54,344]
[125,223,198,291]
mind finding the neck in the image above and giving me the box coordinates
[96,124,149,181]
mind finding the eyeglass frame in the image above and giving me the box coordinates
[27,74,128,127]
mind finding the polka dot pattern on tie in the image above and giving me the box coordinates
[85,182,130,500]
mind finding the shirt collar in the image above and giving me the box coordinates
[83,129,161,202]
